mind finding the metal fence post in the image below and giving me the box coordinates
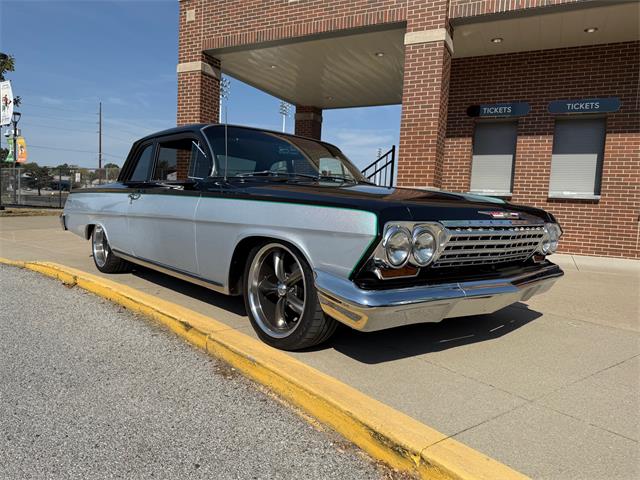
[58,167,63,209]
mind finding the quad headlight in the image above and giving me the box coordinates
[412,227,436,266]
[383,226,412,267]
[541,223,562,254]
[380,223,442,269]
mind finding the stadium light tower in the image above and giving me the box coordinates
[279,100,291,133]
[219,77,230,124]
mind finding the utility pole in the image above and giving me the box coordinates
[98,101,102,170]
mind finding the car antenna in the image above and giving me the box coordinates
[220,77,230,182]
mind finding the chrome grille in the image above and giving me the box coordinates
[433,224,545,268]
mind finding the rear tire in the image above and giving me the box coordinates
[243,241,337,351]
[91,225,132,274]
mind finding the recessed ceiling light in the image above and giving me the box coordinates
[325,96,333,100]
[374,52,385,57]
[491,37,503,44]
[584,27,598,33]
[270,65,277,69]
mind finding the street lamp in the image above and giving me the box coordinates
[11,111,21,204]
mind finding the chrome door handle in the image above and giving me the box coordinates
[128,192,141,203]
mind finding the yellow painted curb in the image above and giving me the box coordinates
[0,258,529,480]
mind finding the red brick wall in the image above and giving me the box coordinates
[443,42,640,258]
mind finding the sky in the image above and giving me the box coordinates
[0,0,401,170]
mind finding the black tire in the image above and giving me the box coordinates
[243,241,337,351]
[91,225,133,274]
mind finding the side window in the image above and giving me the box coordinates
[549,118,605,198]
[152,138,202,182]
[470,121,517,196]
[129,144,154,182]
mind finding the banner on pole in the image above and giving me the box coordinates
[17,136,27,163]
[0,81,14,126]
[4,138,14,163]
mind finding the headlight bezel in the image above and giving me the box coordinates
[541,222,562,255]
[411,226,437,267]
[382,225,412,268]
[375,222,445,270]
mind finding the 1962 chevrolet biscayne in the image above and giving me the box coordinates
[62,124,564,350]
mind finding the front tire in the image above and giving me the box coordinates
[91,225,132,274]
[243,242,337,351]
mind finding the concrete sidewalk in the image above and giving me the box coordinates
[1,216,639,479]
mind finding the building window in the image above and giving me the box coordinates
[549,117,605,199]
[469,121,517,196]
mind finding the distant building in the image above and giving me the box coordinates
[176,0,639,258]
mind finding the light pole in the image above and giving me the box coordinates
[11,111,20,169]
[279,100,291,133]
[0,53,7,210]
[11,111,20,204]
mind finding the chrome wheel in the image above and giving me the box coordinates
[92,225,109,268]
[247,243,306,338]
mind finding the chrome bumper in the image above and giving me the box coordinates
[315,263,563,332]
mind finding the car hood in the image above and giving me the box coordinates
[234,182,554,225]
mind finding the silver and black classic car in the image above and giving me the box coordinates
[62,124,564,350]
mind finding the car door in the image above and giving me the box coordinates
[125,134,210,275]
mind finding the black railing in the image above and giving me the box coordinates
[361,145,395,188]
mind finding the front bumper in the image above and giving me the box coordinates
[315,263,563,332]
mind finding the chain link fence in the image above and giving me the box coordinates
[0,167,120,209]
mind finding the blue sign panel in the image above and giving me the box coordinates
[467,102,530,118]
[548,97,620,115]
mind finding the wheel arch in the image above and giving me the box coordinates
[84,224,95,240]
[227,234,314,296]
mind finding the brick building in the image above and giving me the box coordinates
[176,0,639,258]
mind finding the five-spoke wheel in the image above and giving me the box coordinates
[91,225,132,274]
[244,242,336,350]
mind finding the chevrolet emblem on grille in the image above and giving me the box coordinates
[478,211,520,219]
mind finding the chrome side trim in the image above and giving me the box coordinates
[112,249,228,294]
[315,263,563,332]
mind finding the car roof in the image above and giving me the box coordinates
[135,123,341,150]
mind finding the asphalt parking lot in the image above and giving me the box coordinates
[0,265,389,480]
[1,216,638,479]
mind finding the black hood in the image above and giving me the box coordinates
[229,181,554,225]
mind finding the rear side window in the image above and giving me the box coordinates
[129,144,154,182]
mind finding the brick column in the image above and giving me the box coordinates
[295,106,323,139]
[177,0,220,125]
[177,53,220,125]
[397,0,452,188]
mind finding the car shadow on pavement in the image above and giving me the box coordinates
[325,304,543,364]
[131,266,247,317]
[125,266,542,364]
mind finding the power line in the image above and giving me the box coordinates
[27,144,122,159]
[20,102,97,116]
[20,121,98,135]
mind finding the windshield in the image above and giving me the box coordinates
[202,126,366,182]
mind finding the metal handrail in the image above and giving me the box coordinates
[361,145,395,187]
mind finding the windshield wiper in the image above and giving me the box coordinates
[232,170,360,184]
[317,175,358,184]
